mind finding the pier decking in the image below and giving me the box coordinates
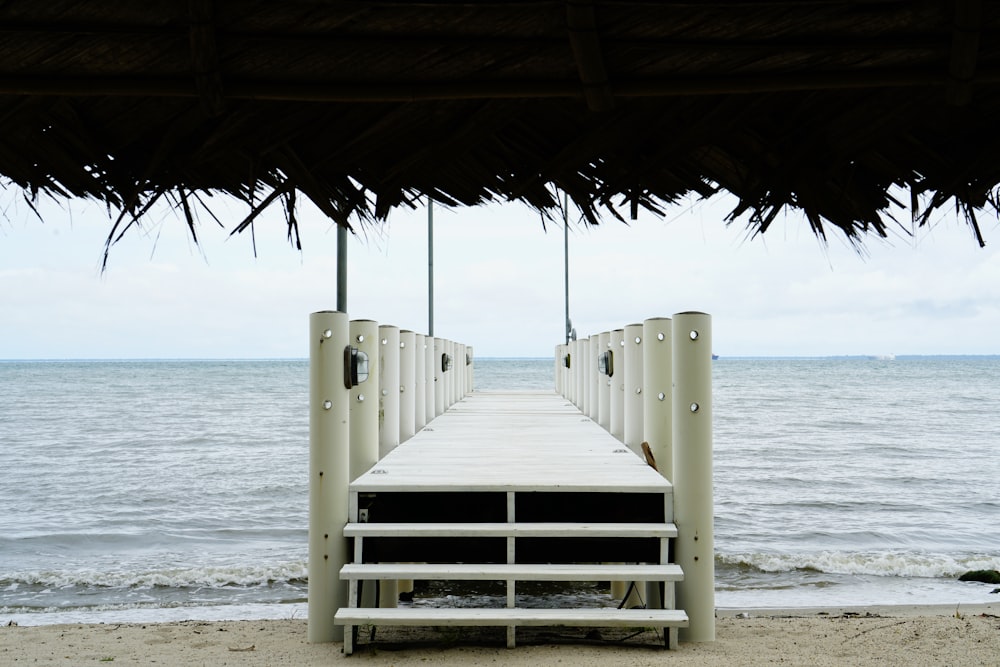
[335,390,687,653]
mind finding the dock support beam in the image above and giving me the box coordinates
[308,310,350,643]
[672,311,715,642]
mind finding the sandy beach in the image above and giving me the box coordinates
[3,604,997,666]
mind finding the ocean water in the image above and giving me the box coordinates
[1,357,998,626]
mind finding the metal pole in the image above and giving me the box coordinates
[563,191,570,345]
[337,226,348,312]
[428,198,435,337]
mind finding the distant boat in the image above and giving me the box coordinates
[712,353,719,360]
[871,353,895,361]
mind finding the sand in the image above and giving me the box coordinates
[2,604,998,666]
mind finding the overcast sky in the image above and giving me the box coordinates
[2,191,998,359]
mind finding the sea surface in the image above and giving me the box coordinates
[1,357,998,626]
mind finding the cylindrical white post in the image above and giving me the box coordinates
[425,336,436,423]
[466,346,474,394]
[414,334,427,432]
[444,339,455,409]
[564,341,574,404]
[578,338,590,414]
[456,343,466,401]
[378,325,401,459]
[349,320,380,481]
[597,332,611,430]
[609,329,625,442]
[672,311,714,642]
[433,338,445,416]
[554,345,563,395]
[623,323,644,456]
[587,334,600,421]
[643,318,673,481]
[399,330,416,443]
[308,310,350,643]
[558,344,569,397]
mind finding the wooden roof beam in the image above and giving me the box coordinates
[566,1,615,112]
[5,67,1000,102]
[947,0,982,106]
[188,0,225,117]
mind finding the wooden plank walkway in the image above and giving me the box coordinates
[351,390,672,494]
[337,390,685,653]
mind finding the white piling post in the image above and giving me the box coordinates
[308,311,350,643]
[348,319,379,610]
[414,334,427,432]
[425,337,436,423]
[579,338,590,414]
[397,330,417,601]
[643,318,673,481]
[399,330,416,443]
[378,325,401,458]
[554,345,563,394]
[466,346,474,394]
[597,332,610,429]
[588,334,600,421]
[559,343,572,401]
[349,320,380,481]
[609,329,625,442]
[623,323,644,456]
[457,343,467,400]
[672,311,715,642]
[377,325,401,608]
[434,338,445,416]
[444,340,455,409]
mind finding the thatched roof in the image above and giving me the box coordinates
[1,0,998,256]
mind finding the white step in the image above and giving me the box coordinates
[345,521,677,538]
[335,607,688,653]
[340,562,683,581]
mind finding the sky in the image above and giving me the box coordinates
[2,190,999,359]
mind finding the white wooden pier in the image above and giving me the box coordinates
[334,390,688,653]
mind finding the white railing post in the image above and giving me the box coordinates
[554,345,563,394]
[623,323,644,456]
[308,310,350,643]
[445,340,455,408]
[588,334,600,421]
[434,338,445,416]
[349,320,380,481]
[377,324,401,608]
[414,333,427,432]
[609,329,625,442]
[399,330,416,443]
[425,336,436,423]
[597,332,611,430]
[569,340,576,405]
[378,325,401,458]
[643,317,673,481]
[466,346,474,394]
[672,311,715,642]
